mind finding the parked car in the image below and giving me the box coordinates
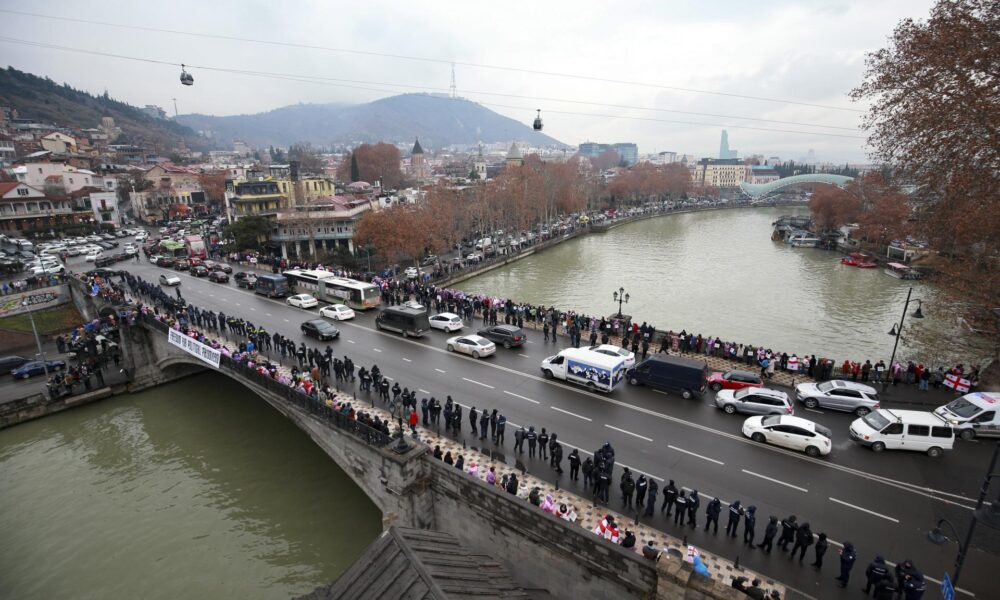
[849,409,954,457]
[707,370,765,392]
[208,271,229,283]
[476,325,526,348]
[157,257,176,268]
[587,344,635,368]
[11,359,67,379]
[287,294,319,309]
[84,250,102,262]
[0,356,30,372]
[429,312,464,332]
[159,274,181,286]
[204,260,233,273]
[446,334,496,358]
[301,319,339,341]
[319,304,356,321]
[742,415,833,457]
[191,265,209,277]
[715,387,793,416]
[627,355,708,399]
[234,271,258,289]
[795,380,880,416]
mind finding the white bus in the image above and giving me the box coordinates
[321,277,382,310]
[283,269,381,310]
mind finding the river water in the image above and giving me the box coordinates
[0,373,381,600]
[458,206,990,367]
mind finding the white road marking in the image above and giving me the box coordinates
[503,390,539,404]
[667,444,724,465]
[402,358,412,362]
[283,319,290,322]
[462,377,495,389]
[551,406,592,421]
[373,348,382,353]
[518,353,530,358]
[209,294,215,298]
[434,368,446,374]
[605,424,653,442]
[418,389,430,394]
[346,340,355,344]
[250,307,256,311]
[266,313,272,316]
[741,469,808,493]
[384,376,393,381]
[805,408,824,414]
[235,303,241,306]
[828,497,899,523]
[525,340,535,344]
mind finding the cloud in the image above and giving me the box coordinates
[1,0,937,162]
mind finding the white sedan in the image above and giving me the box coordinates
[319,304,356,320]
[287,294,319,309]
[84,250,103,262]
[742,415,833,457]
[588,344,636,368]
[429,312,464,332]
[446,334,496,359]
[159,273,181,286]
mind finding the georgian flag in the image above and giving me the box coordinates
[944,373,970,393]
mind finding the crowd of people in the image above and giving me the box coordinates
[0,272,67,295]
[71,270,937,599]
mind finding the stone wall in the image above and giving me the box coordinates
[0,387,114,429]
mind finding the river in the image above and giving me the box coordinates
[457,206,990,367]
[0,373,381,600]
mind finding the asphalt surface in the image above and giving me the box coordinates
[65,240,997,600]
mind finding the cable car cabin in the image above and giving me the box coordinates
[180,65,193,86]
[533,109,543,131]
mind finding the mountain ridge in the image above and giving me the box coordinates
[176,93,567,149]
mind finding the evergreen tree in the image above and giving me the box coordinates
[350,152,360,182]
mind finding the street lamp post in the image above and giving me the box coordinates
[927,441,1000,589]
[613,287,630,318]
[884,286,923,391]
[22,297,50,379]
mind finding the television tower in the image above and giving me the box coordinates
[449,63,457,98]
[172,98,179,117]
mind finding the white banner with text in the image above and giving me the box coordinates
[167,328,221,368]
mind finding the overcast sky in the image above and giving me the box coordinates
[1,0,936,162]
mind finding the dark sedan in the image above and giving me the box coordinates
[234,271,258,289]
[12,359,66,379]
[301,319,340,341]
[0,356,30,372]
[476,325,526,348]
[208,270,229,283]
[191,265,209,277]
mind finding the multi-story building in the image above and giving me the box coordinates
[746,165,780,185]
[578,142,611,158]
[612,143,638,166]
[87,191,124,227]
[0,181,79,234]
[12,161,102,194]
[693,158,747,189]
[272,195,375,259]
[229,180,286,218]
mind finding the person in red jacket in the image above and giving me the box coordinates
[408,408,418,436]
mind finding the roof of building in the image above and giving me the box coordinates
[299,526,530,600]
[0,181,21,196]
[412,138,424,155]
[346,181,372,191]
[506,142,523,160]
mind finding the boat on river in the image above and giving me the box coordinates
[787,231,821,247]
[884,261,923,280]
[841,252,878,268]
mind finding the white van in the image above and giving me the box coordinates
[849,408,954,457]
[541,347,627,393]
[935,392,1000,440]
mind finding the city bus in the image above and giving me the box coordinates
[282,269,336,296]
[320,277,382,310]
[184,235,207,259]
[158,239,187,258]
[254,274,289,298]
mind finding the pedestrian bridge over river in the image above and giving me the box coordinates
[71,278,771,599]
[741,174,853,200]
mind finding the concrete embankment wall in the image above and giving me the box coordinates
[0,386,116,429]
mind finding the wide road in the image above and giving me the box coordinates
[89,248,997,600]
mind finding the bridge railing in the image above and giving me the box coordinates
[137,314,392,448]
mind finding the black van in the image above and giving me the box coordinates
[628,355,709,399]
[375,305,431,338]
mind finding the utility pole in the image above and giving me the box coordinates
[172,98,179,117]
[22,298,49,379]
[450,63,457,99]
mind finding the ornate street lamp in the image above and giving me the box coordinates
[613,287,630,318]
[885,287,924,391]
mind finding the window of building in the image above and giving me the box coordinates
[17,188,29,196]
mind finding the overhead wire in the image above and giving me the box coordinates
[0,8,863,114]
[0,36,865,139]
